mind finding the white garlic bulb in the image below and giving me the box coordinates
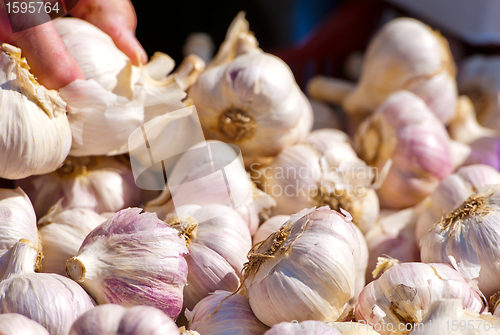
[264,321,381,334]
[0,313,50,335]
[243,207,367,326]
[54,18,186,156]
[0,187,40,277]
[18,155,141,217]
[355,258,486,335]
[0,239,95,335]
[188,13,313,165]
[253,215,290,245]
[165,204,252,310]
[66,208,189,319]
[420,184,500,298]
[343,18,457,124]
[355,90,453,209]
[38,201,107,276]
[69,304,180,335]
[185,291,270,335]
[0,44,72,179]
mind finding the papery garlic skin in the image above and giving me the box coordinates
[38,201,107,276]
[252,215,290,245]
[0,313,50,335]
[69,304,180,335]
[264,321,381,334]
[185,291,270,335]
[0,240,95,335]
[0,44,72,179]
[66,208,188,319]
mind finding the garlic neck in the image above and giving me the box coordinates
[2,239,38,280]
[489,291,500,312]
[218,108,257,141]
[314,184,353,216]
[57,156,100,178]
[372,257,400,279]
[166,214,199,246]
[438,195,489,230]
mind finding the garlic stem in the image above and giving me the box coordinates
[307,76,356,105]
[2,239,38,280]
[172,54,206,91]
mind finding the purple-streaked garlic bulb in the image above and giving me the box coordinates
[69,304,180,335]
[17,155,141,218]
[38,201,107,276]
[185,291,270,335]
[252,215,290,245]
[65,208,188,319]
[243,207,367,326]
[0,239,95,335]
[164,204,252,310]
[416,164,500,244]
[0,313,50,335]
[355,258,486,335]
[355,90,453,209]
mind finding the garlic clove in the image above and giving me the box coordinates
[0,313,50,335]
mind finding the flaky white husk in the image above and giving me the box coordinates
[65,208,189,319]
[17,155,141,217]
[0,187,40,278]
[409,299,500,335]
[0,240,95,335]
[264,321,381,334]
[0,44,72,179]
[185,290,270,335]
[244,206,366,327]
[54,18,186,156]
[416,164,500,244]
[343,18,457,124]
[252,215,290,245]
[355,91,453,209]
[69,304,180,335]
[0,313,50,335]
[165,204,252,310]
[355,260,486,335]
[420,184,500,298]
[38,201,107,276]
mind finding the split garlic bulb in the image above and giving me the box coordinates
[264,321,381,334]
[355,90,453,209]
[0,44,72,179]
[165,204,252,310]
[66,208,189,319]
[243,207,367,326]
[188,13,313,165]
[0,313,50,335]
[18,155,141,217]
[38,201,106,276]
[420,184,500,298]
[185,291,270,335]
[0,239,95,335]
[415,164,500,244]
[252,215,290,245]
[355,258,486,335]
[69,304,180,335]
[343,18,457,124]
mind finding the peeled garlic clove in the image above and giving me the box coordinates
[355,258,486,334]
[415,164,500,244]
[0,44,72,179]
[38,201,107,276]
[243,207,366,326]
[69,304,180,335]
[343,18,457,124]
[0,313,50,335]
[252,215,290,245]
[185,290,270,335]
[66,208,188,319]
[165,204,252,310]
[17,155,141,217]
[0,239,95,335]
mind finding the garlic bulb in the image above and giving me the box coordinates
[243,206,366,326]
[420,184,500,298]
[0,313,50,335]
[257,129,380,234]
[66,208,189,319]
[0,44,72,179]
[164,204,252,310]
[69,304,180,335]
[355,258,486,335]
[54,18,186,156]
[415,164,500,244]
[17,155,141,217]
[185,291,270,335]
[409,299,500,335]
[253,215,290,245]
[264,321,381,334]
[38,201,107,276]
[0,239,95,335]
[355,90,453,209]
[310,99,341,131]
[188,13,313,164]
[0,187,40,278]
[343,18,457,124]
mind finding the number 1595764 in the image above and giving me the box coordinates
[5,2,59,14]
